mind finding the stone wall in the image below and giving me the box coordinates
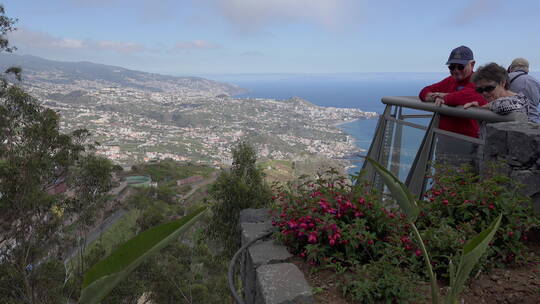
[239,209,313,304]
[483,121,540,213]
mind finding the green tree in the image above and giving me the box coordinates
[66,154,114,292]
[207,141,272,255]
[0,6,114,302]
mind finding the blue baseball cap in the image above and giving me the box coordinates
[446,45,474,65]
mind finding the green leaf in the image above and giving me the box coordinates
[366,157,419,222]
[447,213,502,303]
[79,206,207,304]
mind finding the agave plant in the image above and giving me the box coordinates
[79,206,207,304]
[366,158,501,304]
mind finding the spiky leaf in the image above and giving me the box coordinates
[366,157,419,222]
[79,206,207,304]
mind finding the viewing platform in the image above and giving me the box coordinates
[228,97,539,304]
[360,96,525,198]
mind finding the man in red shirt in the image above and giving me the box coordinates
[419,45,487,138]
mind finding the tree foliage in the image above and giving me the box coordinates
[0,7,115,302]
[207,141,272,255]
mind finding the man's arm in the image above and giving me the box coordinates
[444,85,487,106]
[523,79,540,107]
[419,77,452,101]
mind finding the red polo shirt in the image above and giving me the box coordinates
[419,75,487,138]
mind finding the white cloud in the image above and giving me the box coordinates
[97,41,146,53]
[9,28,83,49]
[174,40,220,50]
[212,0,361,32]
[9,28,146,54]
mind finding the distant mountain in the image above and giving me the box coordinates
[0,53,246,96]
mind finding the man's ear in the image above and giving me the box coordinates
[470,60,476,68]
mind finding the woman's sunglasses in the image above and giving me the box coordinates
[448,64,465,71]
[475,85,496,94]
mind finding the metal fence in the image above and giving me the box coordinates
[360,96,523,198]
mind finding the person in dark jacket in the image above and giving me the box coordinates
[419,45,487,138]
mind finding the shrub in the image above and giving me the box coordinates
[273,170,404,266]
[207,141,272,255]
[418,164,539,267]
[339,260,423,304]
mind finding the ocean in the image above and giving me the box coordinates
[204,73,448,174]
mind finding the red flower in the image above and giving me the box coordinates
[415,249,422,257]
[488,204,495,210]
[367,239,374,245]
[442,199,449,206]
[308,232,318,243]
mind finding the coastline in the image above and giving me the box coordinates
[333,118,360,127]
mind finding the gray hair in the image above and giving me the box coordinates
[508,57,529,73]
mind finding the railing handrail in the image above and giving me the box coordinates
[381,96,522,123]
[228,231,273,304]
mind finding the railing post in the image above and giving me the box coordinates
[360,104,392,187]
[390,106,403,177]
[405,113,439,198]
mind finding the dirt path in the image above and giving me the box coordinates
[178,172,218,201]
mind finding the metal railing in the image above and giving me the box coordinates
[360,96,524,198]
[228,231,273,304]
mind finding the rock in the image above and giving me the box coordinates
[244,241,293,304]
[240,208,271,224]
[241,221,273,245]
[256,263,313,304]
[249,240,293,267]
[485,123,508,157]
[507,129,540,165]
[510,170,540,197]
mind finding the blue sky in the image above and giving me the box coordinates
[3,0,540,76]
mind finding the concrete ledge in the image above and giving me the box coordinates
[256,263,313,304]
[239,208,313,304]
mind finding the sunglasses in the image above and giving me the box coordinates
[448,64,466,71]
[475,85,496,94]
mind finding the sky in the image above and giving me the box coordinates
[3,0,540,76]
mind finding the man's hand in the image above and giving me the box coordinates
[463,101,480,109]
[426,92,448,102]
[434,97,445,107]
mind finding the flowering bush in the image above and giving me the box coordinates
[272,165,539,302]
[417,164,539,268]
[272,171,406,266]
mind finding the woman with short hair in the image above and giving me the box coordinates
[464,62,539,122]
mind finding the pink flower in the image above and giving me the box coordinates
[488,204,495,210]
[358,197,366,204]
[367,240,374,245]
[354,211,364,217]
[400,236,411,244]
[329,239,336,246]
[308,232,318,243]
[442,199,449,206]
[415,249,422,257]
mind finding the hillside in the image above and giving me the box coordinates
[0,53,246,96]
